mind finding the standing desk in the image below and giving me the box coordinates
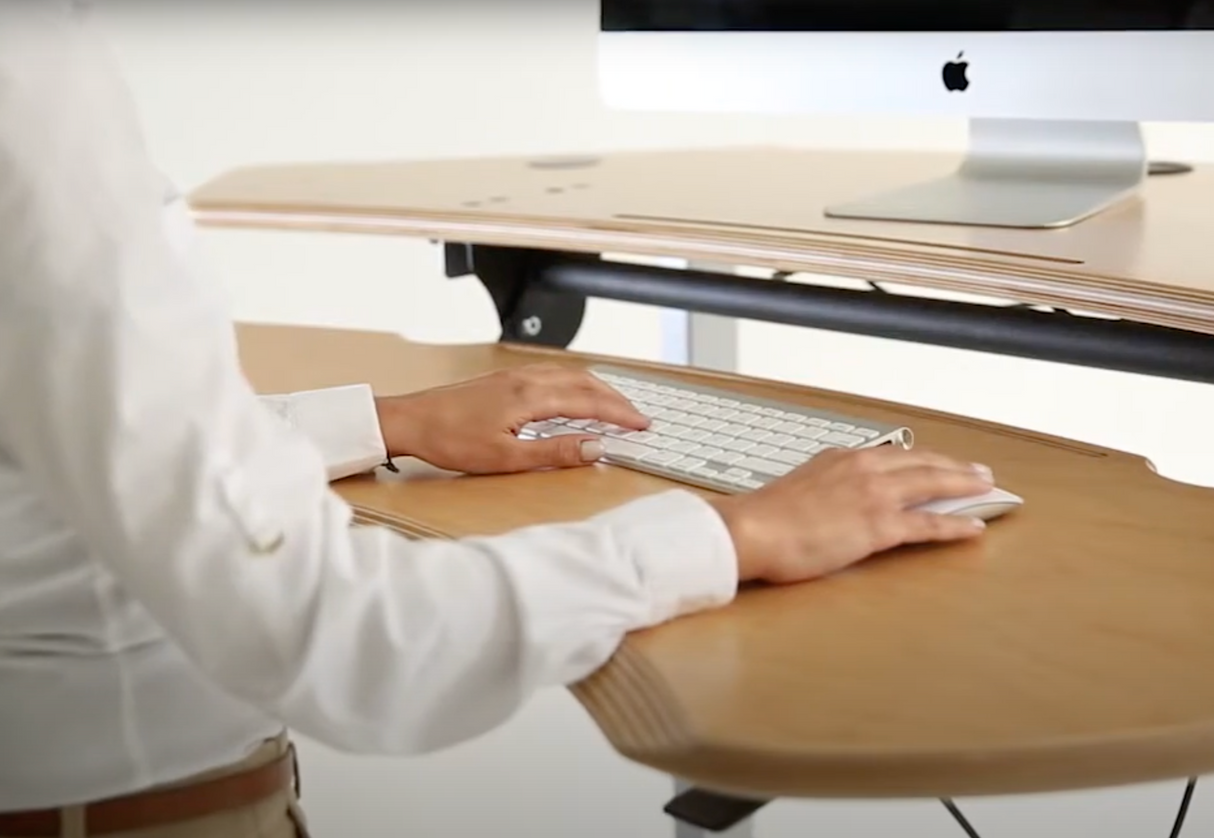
[199,148,1214,834]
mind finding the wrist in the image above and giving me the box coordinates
[708,496,768,583]
[374,394,427,460]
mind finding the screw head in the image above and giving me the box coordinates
[521,316,543,337]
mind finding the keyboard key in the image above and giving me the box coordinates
[749,444,779,458]
[738,457,794,477]
[641,450,683,465]
[669,457,706,472]
[773,449,811,466]
[713,452,747,465]
[671,412,705,427]
[601,438,655,460]
[822,432,865,447]
[525,421,560,435]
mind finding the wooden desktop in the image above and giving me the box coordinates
[200,147,1214,807]
[193,147,1214,334]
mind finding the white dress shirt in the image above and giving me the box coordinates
[0,7,738,811]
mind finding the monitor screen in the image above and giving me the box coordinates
[601,0,1214,31]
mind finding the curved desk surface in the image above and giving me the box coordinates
[194,148,1214,334]
[238,321,1214,801]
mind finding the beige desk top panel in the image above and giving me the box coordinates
[193,148,1214,334]
[238,322,1214,799]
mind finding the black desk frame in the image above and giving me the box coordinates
[446,242,1214,385]
[443,241,1209,836]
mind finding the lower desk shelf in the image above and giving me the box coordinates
[239,322,1214,800]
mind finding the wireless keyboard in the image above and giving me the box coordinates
[519,365,913,494]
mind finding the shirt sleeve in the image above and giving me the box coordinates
[0,8,738,755]
[258,386,388,481]
[155,150,389,483]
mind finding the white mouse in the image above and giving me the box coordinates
[913,487,1024,521]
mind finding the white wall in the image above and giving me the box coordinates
[95,3,1214,837]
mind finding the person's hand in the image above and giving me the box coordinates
[709,446,994,584]
[374,364,650,474]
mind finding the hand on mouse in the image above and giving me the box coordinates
[709,446,994,585]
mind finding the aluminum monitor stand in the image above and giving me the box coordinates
[825,119,1147,229]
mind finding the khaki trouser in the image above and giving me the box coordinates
[6,733,308,838]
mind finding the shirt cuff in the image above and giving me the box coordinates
[593,489,739,625]
[261,384,387,481]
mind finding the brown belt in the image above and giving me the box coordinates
[0,747,297,837]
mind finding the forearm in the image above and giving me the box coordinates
[269,489,736,753]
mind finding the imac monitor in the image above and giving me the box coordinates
[598,1,1214,228]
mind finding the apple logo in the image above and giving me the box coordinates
[942,51,970,92]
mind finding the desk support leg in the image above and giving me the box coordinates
[662,262,747,838]
[669,781,758,838]
[661,262,739,373]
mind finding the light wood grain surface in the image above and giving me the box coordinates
[238,322,1214,799]
[193,148,1214,333]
